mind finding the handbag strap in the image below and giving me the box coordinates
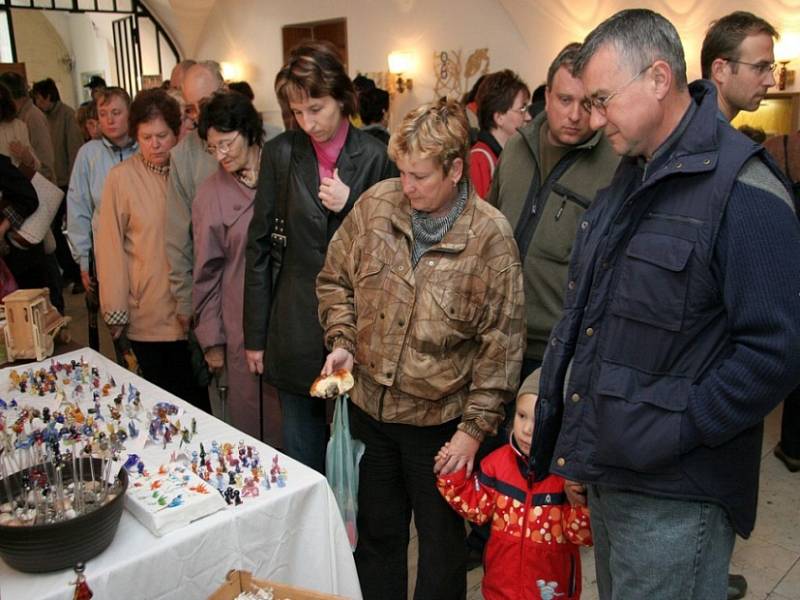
[270,134,294,251]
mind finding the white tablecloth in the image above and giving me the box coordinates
[0,348,362,600]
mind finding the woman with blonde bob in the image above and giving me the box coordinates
[316,97,525,599]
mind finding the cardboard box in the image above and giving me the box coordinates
[208,570,350,600]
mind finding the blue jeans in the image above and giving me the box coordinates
[278,389,327,473]
[588,485,735,600]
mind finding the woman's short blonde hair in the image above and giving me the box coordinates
[388,97,470,178]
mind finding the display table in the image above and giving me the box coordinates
[0,348,362,600]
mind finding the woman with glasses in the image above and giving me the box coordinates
[244,41,395,472]
[469,69,531,198]
[191,91,281,445]
[95,89,209,412]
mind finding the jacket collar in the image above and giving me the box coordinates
[293,125,368,212]
[632,79,722,187]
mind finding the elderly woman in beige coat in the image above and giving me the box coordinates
[95,88,209,411]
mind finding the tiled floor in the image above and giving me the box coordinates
[61,289,800,600]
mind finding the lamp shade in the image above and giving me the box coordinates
[388,52,412,74]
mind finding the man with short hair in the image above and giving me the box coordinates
[702,11,779,121]
[67,88,137,298]
[535,9,800,600]
[487,42,619,379]
[169,59,197,91]
[0,72,55,183]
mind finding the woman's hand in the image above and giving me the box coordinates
[321,347,354,377]
[433,430,481,477]
[246,349,264,375]
[319,169,350,213]
[204,345,225,372]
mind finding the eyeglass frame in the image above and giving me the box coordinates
[206,131,241,156]
[581,64,654,115]
[723,58,777,76]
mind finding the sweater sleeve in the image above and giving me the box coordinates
[562,505,593,547]
[681,170,800,450]
[66,145,93,271]
[191,179,226,350]
[94,169,131,325]
[436,465,495,526]
[165,150,195,317]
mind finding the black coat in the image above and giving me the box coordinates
[245,125,397,394]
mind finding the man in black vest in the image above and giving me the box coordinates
[535,9,800,599]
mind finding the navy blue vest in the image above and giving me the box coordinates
[534,80,783,536]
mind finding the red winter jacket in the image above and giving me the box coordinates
[469,139,499,199]
[437,442,592,600]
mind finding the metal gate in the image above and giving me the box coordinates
[112,15,143,96]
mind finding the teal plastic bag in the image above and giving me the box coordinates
[326,394,365,551]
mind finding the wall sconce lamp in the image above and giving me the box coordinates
[778,60,795,91]
[220,61,243,82]
[388,52,413,94]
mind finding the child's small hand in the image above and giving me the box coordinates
[434,442,451,472]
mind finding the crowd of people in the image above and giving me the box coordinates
[0,7,799,600]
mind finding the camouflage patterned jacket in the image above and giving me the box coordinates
[317,178,525,440]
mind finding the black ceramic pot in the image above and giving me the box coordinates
[0,457,128,573]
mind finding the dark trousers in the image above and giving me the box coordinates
[467,357,541,554]
[278,389,327,473]
[782,385,800,458]
[349,402,466,600]
[130,340,210,413]
[5,243,64,313]
[53,188,80,283]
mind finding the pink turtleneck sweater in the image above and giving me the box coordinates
[311,119,349,181]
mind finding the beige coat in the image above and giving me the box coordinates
[317,179,525,441]
[95,154,184,342]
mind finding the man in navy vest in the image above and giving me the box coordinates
[534,9,800,599]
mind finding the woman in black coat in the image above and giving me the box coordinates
[244,41,395,472]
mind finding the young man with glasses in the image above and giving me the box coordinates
[536,9,800,600]
[701,11,778,122]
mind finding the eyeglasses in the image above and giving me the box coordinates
[725,59,777,76]
[206,132,240,156]
[512,103,531,115]
[581,64,653,115]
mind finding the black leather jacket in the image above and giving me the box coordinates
[244,125,396,394]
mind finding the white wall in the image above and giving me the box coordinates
[191,0,530,128]
[176,0,800,129]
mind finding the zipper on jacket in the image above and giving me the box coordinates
[555,199,566,221]
[646,211,704,226]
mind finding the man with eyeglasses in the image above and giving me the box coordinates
[534,9,800,600]
[701,11,778,122]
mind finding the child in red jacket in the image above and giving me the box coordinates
[435,369,592,600]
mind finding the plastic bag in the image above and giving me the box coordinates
[326,394,365,551]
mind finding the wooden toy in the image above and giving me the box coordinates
[3,289,70,362]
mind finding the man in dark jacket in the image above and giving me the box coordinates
[534,9,800,600]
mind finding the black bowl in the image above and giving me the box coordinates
[0,457,128,573]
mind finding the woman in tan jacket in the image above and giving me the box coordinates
[317,98,525,599]
[95,89,208,411]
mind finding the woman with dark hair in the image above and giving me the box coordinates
[95,89,208,410]
[192,91,281,444]
[244,41,395,471]
[359,87,390,145]
[470,69,531,198]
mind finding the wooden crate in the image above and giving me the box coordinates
[208,570,350,600]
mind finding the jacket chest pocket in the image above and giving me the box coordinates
[530,186,590,264]
[610,232,693,332]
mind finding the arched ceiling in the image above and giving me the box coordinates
[144,0,217,58]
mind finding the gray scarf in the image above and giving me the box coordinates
[411,180,468,267]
